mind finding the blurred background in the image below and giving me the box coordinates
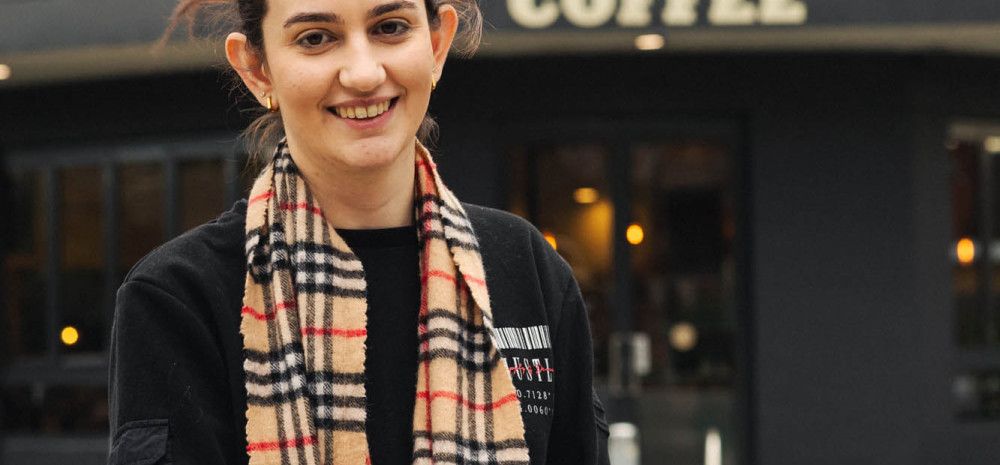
[2,0,1000,464]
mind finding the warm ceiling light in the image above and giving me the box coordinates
[957,237,976,265]
[985,136,1000,154]
[61,326,80,346]
[573,187,599,204]
[626,223,645,245]
[543,231,557,250]
[634,34,665,51]
[669,322,698,352]
[0,64,10,81]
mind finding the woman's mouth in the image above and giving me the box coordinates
[329,97,398,120]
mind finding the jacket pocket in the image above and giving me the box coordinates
[108,419,170,465]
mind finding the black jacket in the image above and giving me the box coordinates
[109,200,610,465]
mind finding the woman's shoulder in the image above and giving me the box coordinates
[462,203,547,249]
[121,200,247,306]
[462,203,575,300]
[463,203,550,257]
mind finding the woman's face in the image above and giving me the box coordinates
[233,0,456,173]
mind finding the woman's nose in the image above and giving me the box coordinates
[338,41,386,93]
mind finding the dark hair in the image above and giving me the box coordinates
[164,0,482,166]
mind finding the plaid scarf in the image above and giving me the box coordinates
[240,140,530,465]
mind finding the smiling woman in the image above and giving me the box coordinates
[108,1,609,465]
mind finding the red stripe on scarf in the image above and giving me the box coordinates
[246,435,316,452]
[419,161,437,194]
[241,301,297,320]
[248,190,274,205]
[424,270,486,287]
[280,202,324,216]
[300,327,368,337]
[415,157,436,170]
[417,391,519,411]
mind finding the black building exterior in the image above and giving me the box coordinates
[3,1,1000,464]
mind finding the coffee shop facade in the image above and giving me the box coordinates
[2,1,1000,464]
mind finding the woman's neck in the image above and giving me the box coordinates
[290,144,416,230]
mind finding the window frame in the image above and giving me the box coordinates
[1,134,245,457]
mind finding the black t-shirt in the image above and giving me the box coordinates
[336,226,420,465]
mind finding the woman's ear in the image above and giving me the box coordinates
[225,32,272,106]
[430,5,459,83]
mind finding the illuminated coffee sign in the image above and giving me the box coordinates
[503,0,807,29]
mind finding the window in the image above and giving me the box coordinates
[1,136,246,462]
[948,123,1000,422]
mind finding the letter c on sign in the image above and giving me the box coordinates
[508,0,560,28]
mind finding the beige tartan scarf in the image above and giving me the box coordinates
[240,140,529,465]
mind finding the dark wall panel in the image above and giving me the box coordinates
[0,71,246,148]
[751,102,922,465]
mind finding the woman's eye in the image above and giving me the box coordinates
[375,20,409,36]
[297,31,333,48]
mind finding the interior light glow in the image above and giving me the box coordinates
[543,231,558,250]
[608,422,640,465]
[669,322,698,352]
[704,427,722,465]
[626,223,645,245]
[573,187,600,204]
[61,326,80,346]
[0,64,10,81]
[957,237,976,265]
[634,34,665,51]
[986,136,1000,154]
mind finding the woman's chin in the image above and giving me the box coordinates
[328,138,413,172]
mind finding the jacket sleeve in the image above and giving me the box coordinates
[548,276,610,465]
[108,278,243,465]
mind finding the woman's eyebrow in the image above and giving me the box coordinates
[282,2,417,29]
[284,12,341,28]
[369,1,418,18]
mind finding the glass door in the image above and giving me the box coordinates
[505,122,746,465]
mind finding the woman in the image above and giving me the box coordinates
[108,0,609,464]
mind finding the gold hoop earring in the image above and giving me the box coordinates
[431,76,437,91]
[265,95,278,112]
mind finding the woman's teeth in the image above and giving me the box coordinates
[335,100,391,119]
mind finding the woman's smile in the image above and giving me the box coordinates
[327,96,399,131]
[329,96,397,119]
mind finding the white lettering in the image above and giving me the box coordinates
[708,0,757,25]
[507,0,560,28]
[560,0,617,28]
[662,0,699,26]
[616,0,654,27]
[759,0,807,24]
[508,0,809,30]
